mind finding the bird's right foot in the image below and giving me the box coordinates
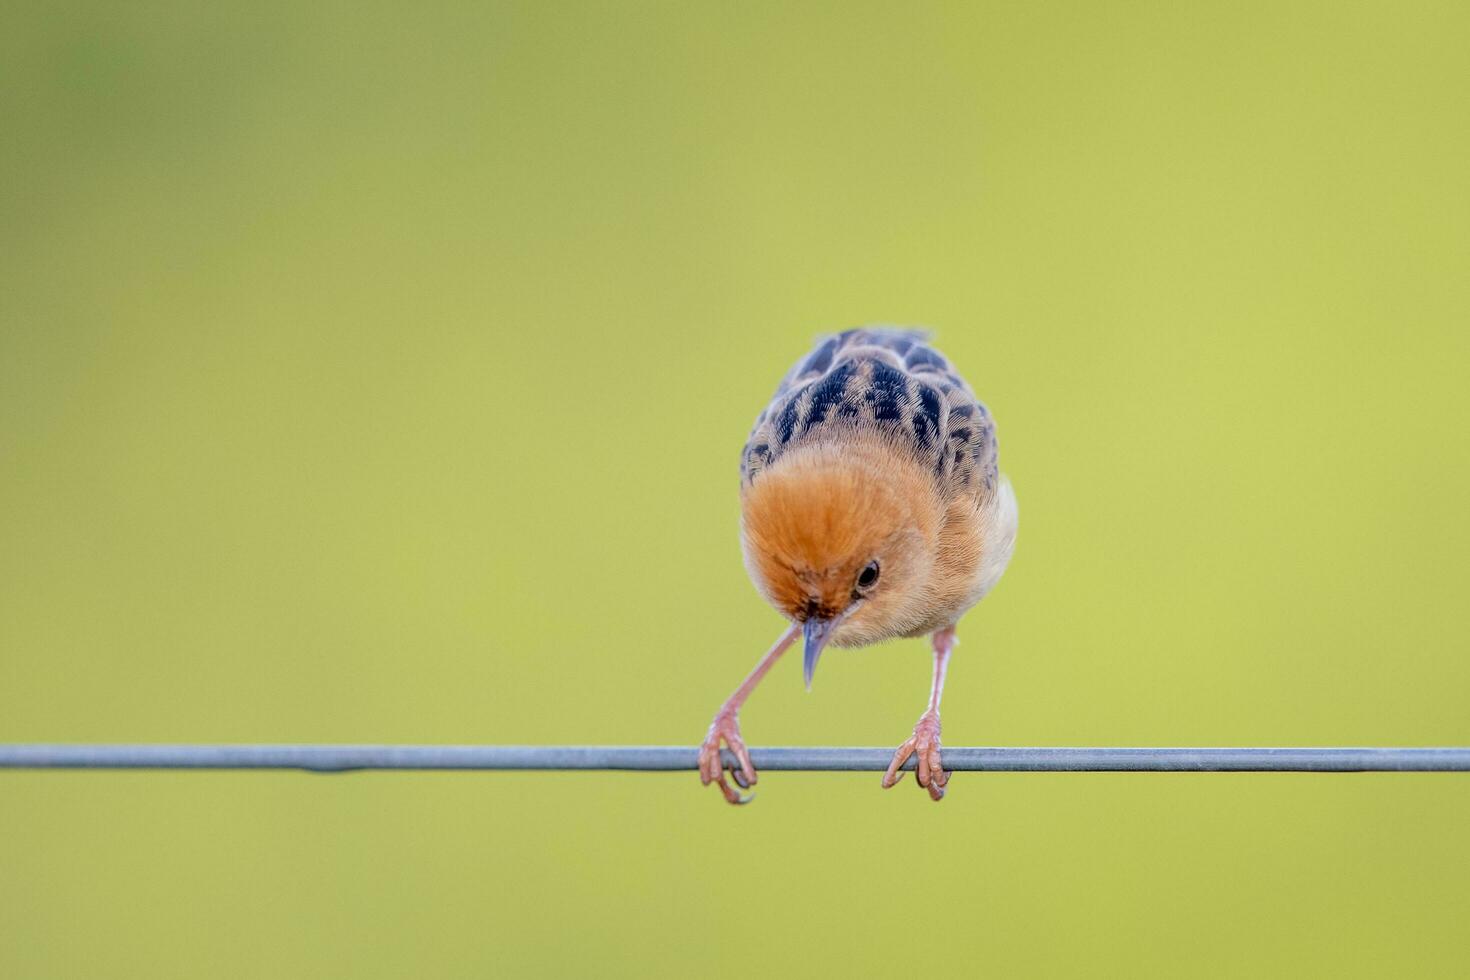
[882,710,949,802]
[698,708,757,805]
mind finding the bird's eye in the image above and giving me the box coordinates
[856,561,880,590]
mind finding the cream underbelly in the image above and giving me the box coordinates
[901,473,1017,638]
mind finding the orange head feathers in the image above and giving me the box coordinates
[741,432,949,686]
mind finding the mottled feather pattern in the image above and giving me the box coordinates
[741,327,998,497]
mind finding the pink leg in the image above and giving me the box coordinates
[882,625,957,802]
[698,624,800,805]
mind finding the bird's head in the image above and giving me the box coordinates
[740,436,943,689]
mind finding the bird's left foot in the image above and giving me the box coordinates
[882,710,948,801]
[698,708,758,805]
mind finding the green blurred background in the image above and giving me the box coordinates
[3,2,1468,977]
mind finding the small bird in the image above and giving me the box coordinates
[698,327,1017,803]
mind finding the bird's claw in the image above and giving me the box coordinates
[882,711,948,801]
[698,709,757,805]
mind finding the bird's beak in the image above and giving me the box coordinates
[802,616,840,691]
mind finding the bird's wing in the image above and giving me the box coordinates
[740,327,999,499]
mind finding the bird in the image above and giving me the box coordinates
[698,326,1017,803]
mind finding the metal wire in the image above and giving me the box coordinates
[2,744,1468,773]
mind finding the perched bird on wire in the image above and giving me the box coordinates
[698,327,1017,803]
